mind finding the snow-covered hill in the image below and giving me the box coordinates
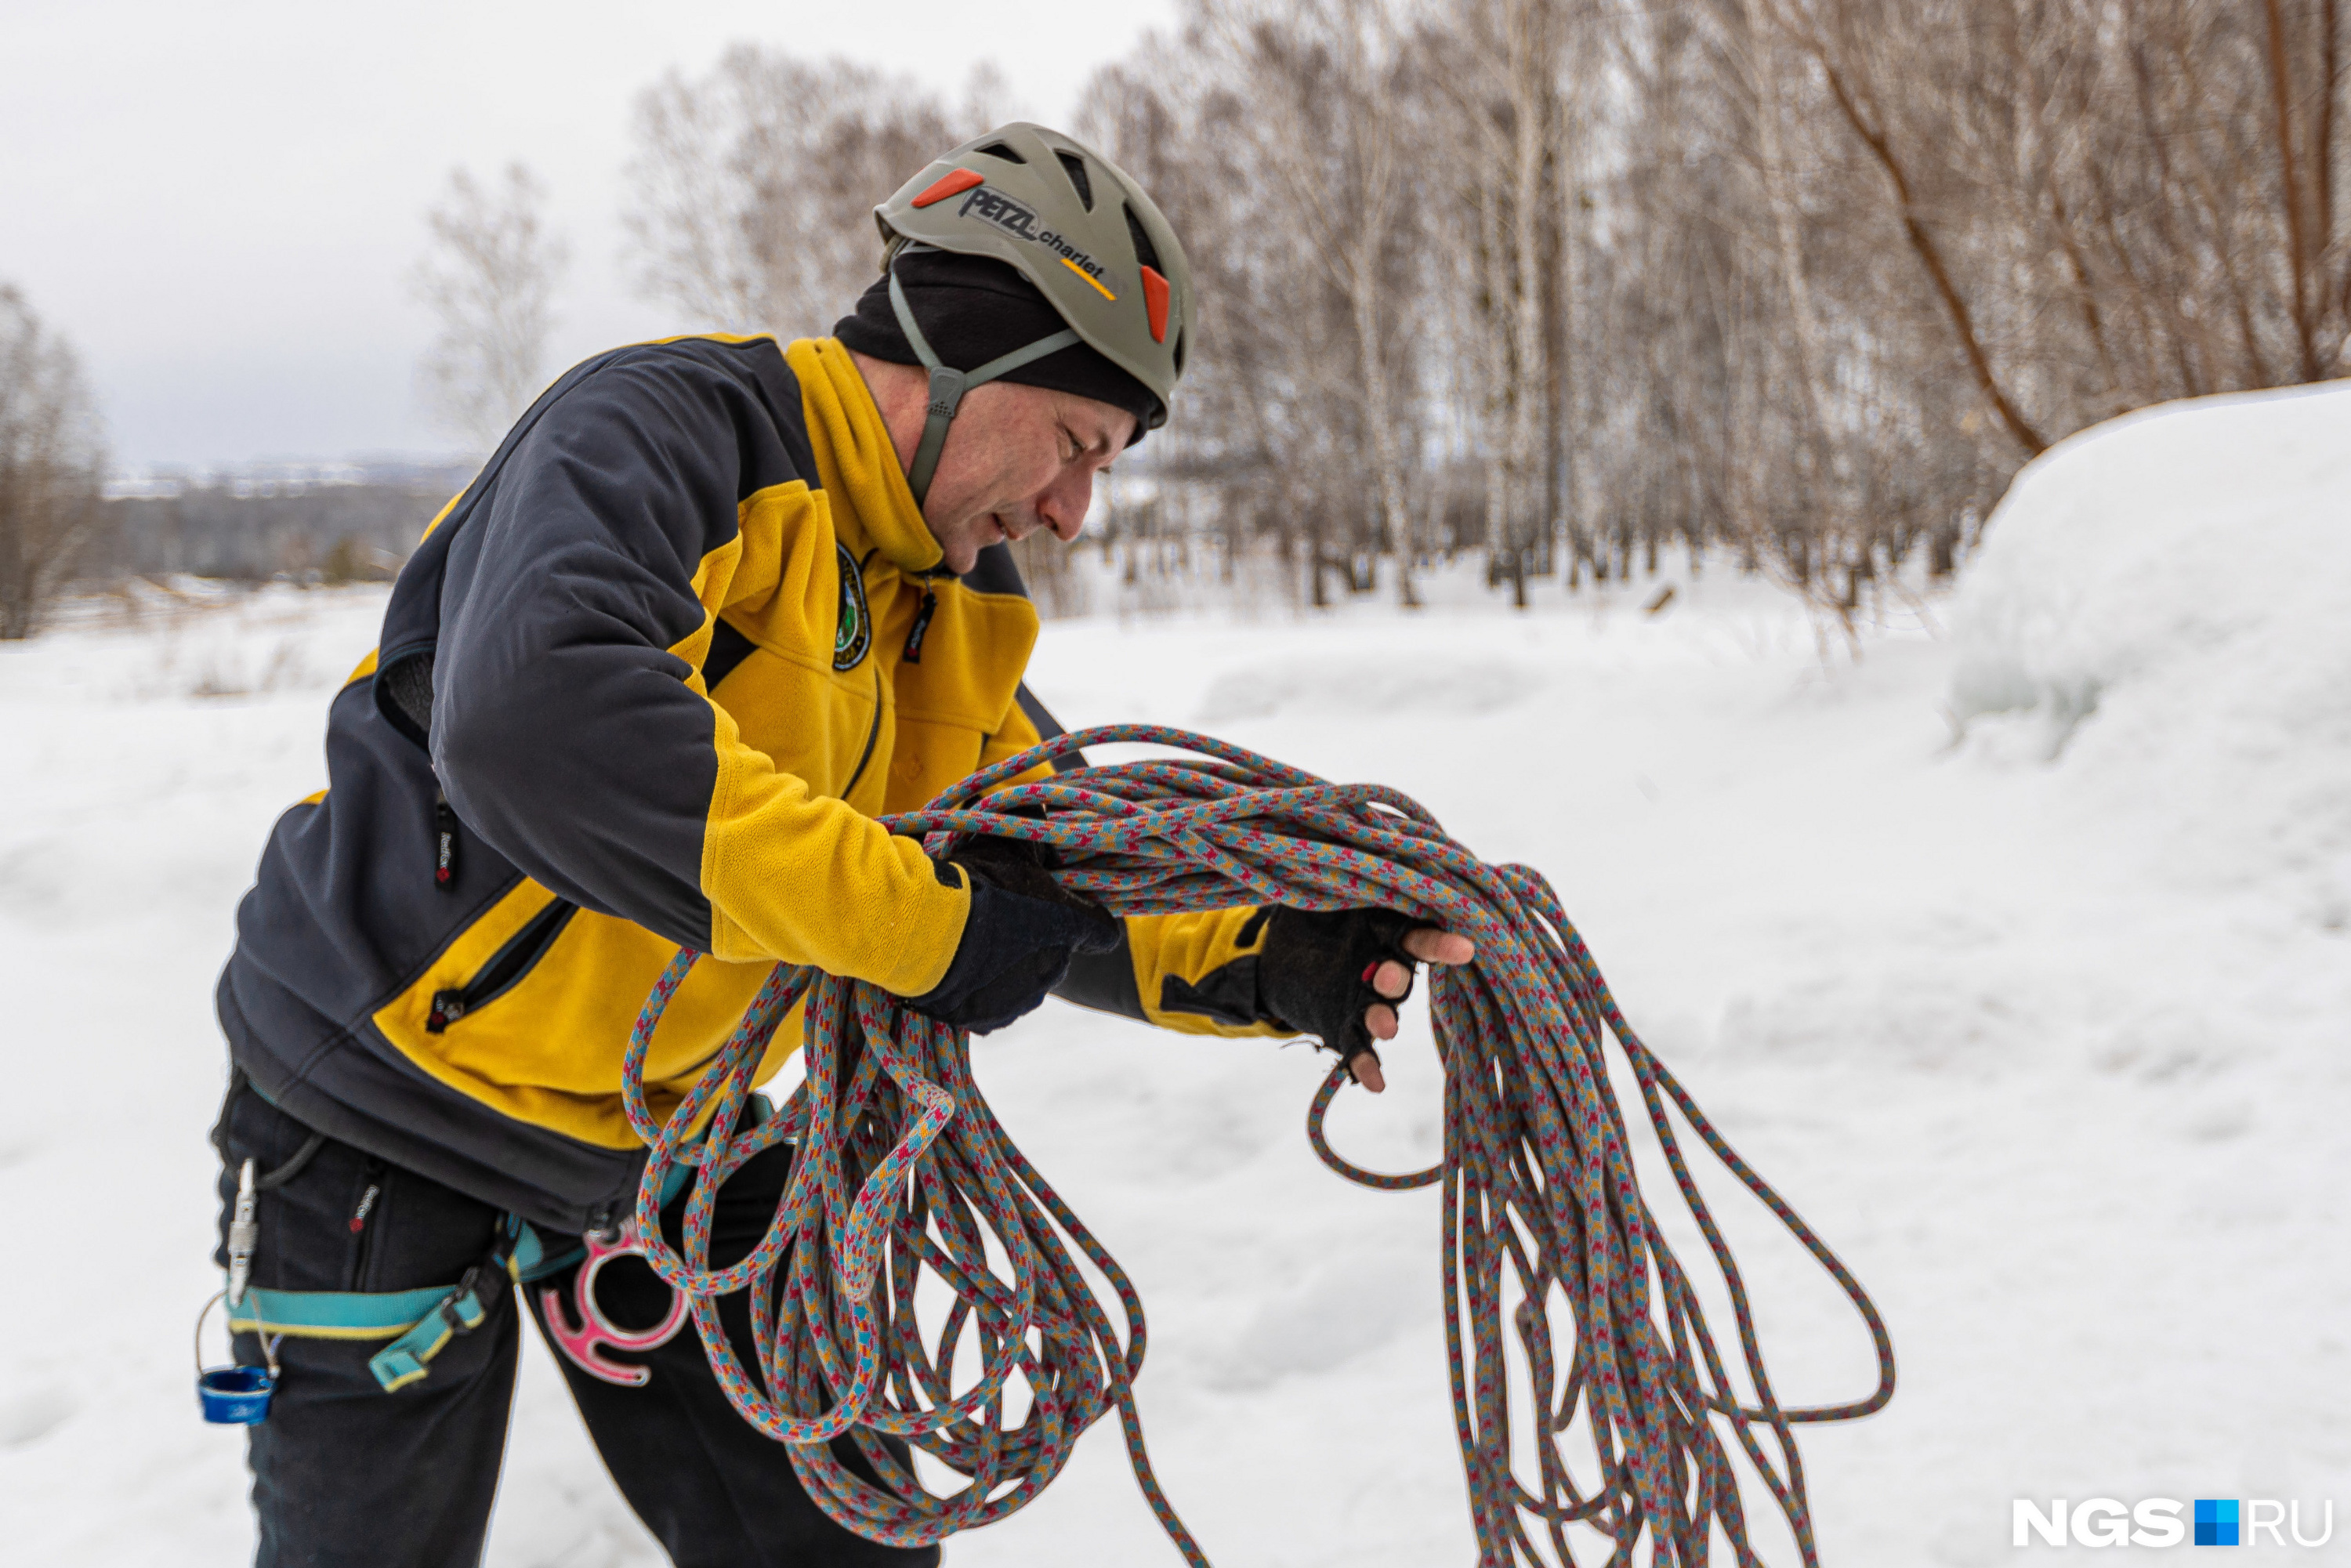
[1952,379,2351,928]
[2,382,2346,1565]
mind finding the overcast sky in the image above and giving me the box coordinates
[2,0,1176,469]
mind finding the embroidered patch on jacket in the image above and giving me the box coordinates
[832,541,871,672]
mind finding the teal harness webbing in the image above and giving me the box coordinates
[364,1269,498,1393]
[226,1159,697,1394]
[229,1284,466,1338]
[229,1216,533,1393]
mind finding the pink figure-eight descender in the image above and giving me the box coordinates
[540,1217,690,1386]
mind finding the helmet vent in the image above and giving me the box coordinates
[1056,151,1096,211]
[1122,204,1163,273]
[1172,326,1188,377]
[976,141,1027,164]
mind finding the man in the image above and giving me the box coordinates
[212,124,1469,1567]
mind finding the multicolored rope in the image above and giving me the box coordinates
[619,724,1893,1564]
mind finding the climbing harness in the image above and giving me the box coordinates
[615,725,1895,1566]
[216,1215,529,1394]
[196,1107,726,1414]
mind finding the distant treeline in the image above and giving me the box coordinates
[93,476,464,584]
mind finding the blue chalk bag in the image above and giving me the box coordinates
[194,1289,278,1424]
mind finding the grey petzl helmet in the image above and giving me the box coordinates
[873,121,1195,505]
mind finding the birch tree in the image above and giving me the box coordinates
[0,285,108,639]
[1201,0,1430,606]
[624,49,1009,338]
[412,163,570,451]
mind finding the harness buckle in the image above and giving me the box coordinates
[925,364,969,419]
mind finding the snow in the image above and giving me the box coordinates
[4,383,2349,1565]
[1951,378,2351,927]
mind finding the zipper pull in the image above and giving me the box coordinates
[902,588,938,664]
[433,790,459,890]
[345,1158,389,1291]
[426,990,465,1033]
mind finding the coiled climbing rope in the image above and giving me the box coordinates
[619,725,1894,1565]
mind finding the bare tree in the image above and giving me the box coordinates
[624,49,997,338]
[0,284,108,639]
[1419,0,1578,604]
[956,61,1029,135]
[1078,4,1433,608]
[1214,0,1429,605]
[412,163,569,451]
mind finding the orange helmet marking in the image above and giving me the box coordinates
[910,168,985,208]
[1141,266,1171,343]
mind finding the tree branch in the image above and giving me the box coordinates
[1813,42,2049,456]
[2263,0,2321,382]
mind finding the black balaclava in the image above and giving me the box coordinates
[834,248,1159,444]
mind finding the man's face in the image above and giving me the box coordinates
[918,380,1136,574]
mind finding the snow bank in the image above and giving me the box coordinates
[1951,379,2351,922]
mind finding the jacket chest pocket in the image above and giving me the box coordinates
[425,899,577,1033]
[370,885,769,1150]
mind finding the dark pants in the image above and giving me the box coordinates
[212,1079,939,1568]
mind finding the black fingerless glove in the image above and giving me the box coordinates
[1254,905,1420,1078]
[904,835,1121,1034]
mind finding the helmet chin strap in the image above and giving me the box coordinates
[886,244,1081,510]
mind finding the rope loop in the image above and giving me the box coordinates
[619,725,1892,1563]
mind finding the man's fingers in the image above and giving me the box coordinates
[1403,928,1475,965]
[1373,935,1472,1001]
[1350,930,1468,1081]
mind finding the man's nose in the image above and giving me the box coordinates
[1036,470,1094,541]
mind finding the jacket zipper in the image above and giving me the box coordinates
[346,1157,388,1290]
[426,899,578,1033]
[901,589,938,664]
[842,662,886,800]
[433,789,460,890]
